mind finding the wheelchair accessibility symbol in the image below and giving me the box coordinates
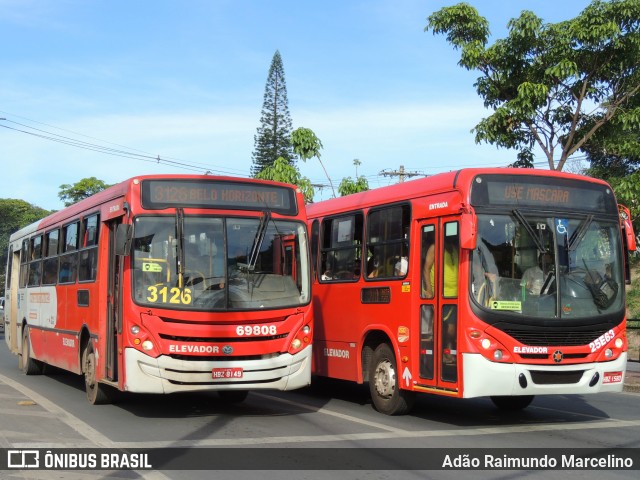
[556,219,568,235]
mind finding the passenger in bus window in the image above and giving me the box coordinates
[366,254,380,278]
[422,243,435,298]
[442,237,459,364]
[394,256,408,276]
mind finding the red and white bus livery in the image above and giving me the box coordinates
[307,168,635,415]
[4,175,312,404]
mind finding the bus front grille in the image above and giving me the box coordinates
[501,326,614,347]
[529,370,585,385]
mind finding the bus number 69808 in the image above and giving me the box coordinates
[236,325,277,336]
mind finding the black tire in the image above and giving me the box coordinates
[490,395,535,411]
[218,390,249,404]
[83,343,112,405]
[20,327,44,375]
[368,343,415,415]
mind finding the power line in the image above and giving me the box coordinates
[0,113,252,178]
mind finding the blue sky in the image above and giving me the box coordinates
[1,0,593,210]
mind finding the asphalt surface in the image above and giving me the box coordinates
[0,351,638,453]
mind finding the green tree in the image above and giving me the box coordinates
[608,172,640,234]
[251,50,295,177]
[255,157,314,203]
[426,0,640,171]
[0,199,51,294]
[583,91,640,177]
[338,159,369,196]
[291,127,336,198]
[58,177,111,207]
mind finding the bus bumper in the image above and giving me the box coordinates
[461,352,628,398]
[122,345,312,394]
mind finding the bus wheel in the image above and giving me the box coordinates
[490,395,534,411]
[218,390,248,404]
[82,343,111,405]
[20,327,44,375]
[369,343,415,415]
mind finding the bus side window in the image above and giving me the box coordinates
[366,205,410,279]
[19,239,29,288]
[28,235,44,286]
[319,214,363,282]
[59,222,79,284]
[43,229,60,285]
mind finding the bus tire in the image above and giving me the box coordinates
[490,395,534,411]
[218,390,248,404]
[82,343,111,405]
[368,343,415,415]
[20,327,44,375]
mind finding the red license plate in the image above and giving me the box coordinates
[603,371,623,384]
[212,368,244,379]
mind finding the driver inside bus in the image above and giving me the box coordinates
[521,252,553,296]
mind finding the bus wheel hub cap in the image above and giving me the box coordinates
[374,360,396,398]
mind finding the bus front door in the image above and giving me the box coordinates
[417,219,459,391]
[105,219,122,382]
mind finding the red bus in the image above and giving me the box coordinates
[307,168,636,415]
[4,175,312,404]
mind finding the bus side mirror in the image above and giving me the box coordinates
[115,224,133,256]
[459,213,477,250]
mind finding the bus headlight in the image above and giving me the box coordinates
[604,348,613,359]
[493,350,503,361]
[288,322,311,355]
[141,340,154,351]
[130,325,140,335]
[615,338,623,348]
[481,338,491,350]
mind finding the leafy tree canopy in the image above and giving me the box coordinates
[338,159,369,196]
[291,127,336,198]
[255,157,314,203]
[338,176,369,196]
[426,0,640,171]
[58,177,112,206]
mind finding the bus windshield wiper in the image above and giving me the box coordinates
[175,208,185,288]
[247,210,271,272]
[568,215,594,251]
[512,209,547,254]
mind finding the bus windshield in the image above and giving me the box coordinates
[132,215,310,311]
[471,212,623,319]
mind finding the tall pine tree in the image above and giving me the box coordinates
[251,50,294,177]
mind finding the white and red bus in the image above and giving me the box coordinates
[307,168,636,415]
[4,175,312,404]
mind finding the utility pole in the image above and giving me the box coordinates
[380,165,422,183]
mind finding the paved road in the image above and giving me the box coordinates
[1,336,639,480]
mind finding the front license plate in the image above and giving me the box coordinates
[603,371,622,384]
[212,368,244,379]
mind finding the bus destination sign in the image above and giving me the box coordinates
[470,174,617,214]
[141,179,296,214]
